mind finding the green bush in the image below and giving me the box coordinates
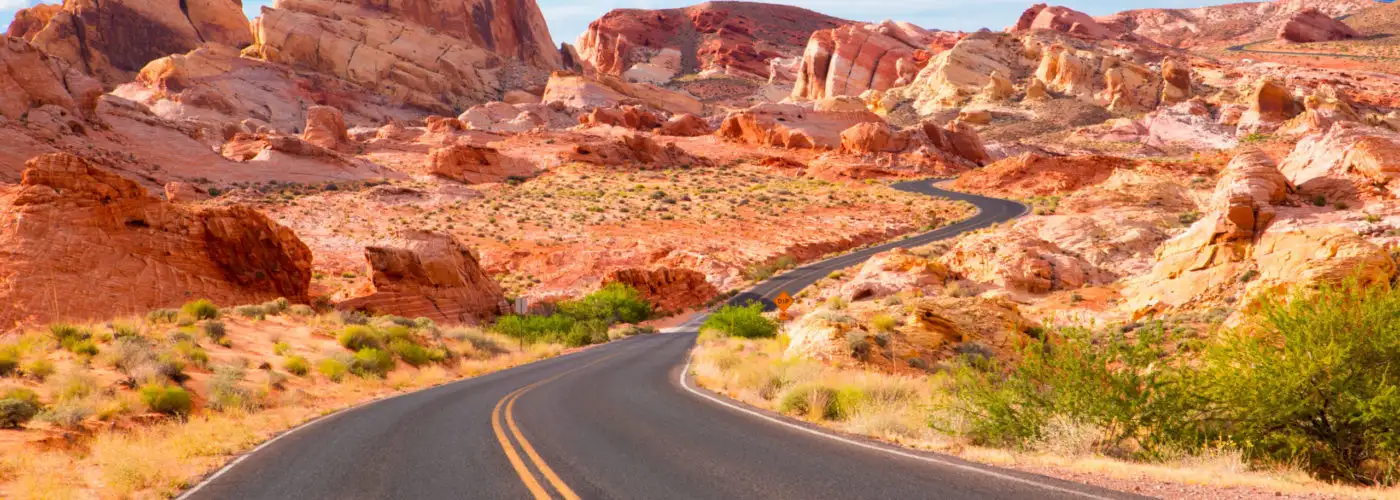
[182,299,220,320]
[559,283,652,324]
[491,314,576,344]
[38,399,92,429]
[22,358,54,380]
[70,339,99,357]
[317,358,348,382]
[111,322,141,338]
[2,387,39,405]
[389,339,431,367]
[870,313,897,333]
[49,323,91,352]
[0,346,17,376]
[0,398,39,429]
[273,341,292,356]
[350,348,395,378]
[288,305,316,317]
[777,383,857,421]
[702,303,778,338]
[337,325,382,351]
[273,355,307,377]
[139,384,192,416]
[1200,279,1400,484]
[173,341,209,371]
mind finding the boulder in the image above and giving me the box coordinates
[0,153,312,325]
[1160,58,1191,105]
[659,113,711,137]
[164,181,211,202]
[791,21,936,100]
[427,145,534,184]
[541,71,702,115]
[1278,8,1361,43]
[6,4,61,40]
[0,36,102,122]
[1238,77,1303,135]
[301,105,349,149]
[1279,122,1400,201]
[338,231,505,325]
[1012,4,1114,39]
[841,248,947,301]
[579,106,662,130]
[604,267,718,312]
[564,133,705,169]
[718,102,882,149]
[980,71,1014,102]
[941,224,1107,294]
[457,101,576,133]
[1102,59,1161,112]
[22,0,253,86]
[901,33,1023,110]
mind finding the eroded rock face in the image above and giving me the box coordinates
[719,102,882,149]
[576,1,846,82]
[1012,4,1113,39]
[1238,77,1303,135]
[579,106,662,131]
[302,106,349,149]
[1160,58,1191,105]
[0,153,312,325]
[841,249,947,302]
[900,33,1025,110]
[604,267,718,312]
[659,113,711,137]
[1280,122,1400,201]
[21,0,253,87]
[564,133,705,169]
[941,224,1107,294]
[0,36,102,122]
[6,4,60,40]
[428,145,534,184]
[1278,8,1361,44]
[338,231,505,324]
[247,0,559,114]
[951,153,1133,197]
[541,71,702,115]
[791,21,937,100]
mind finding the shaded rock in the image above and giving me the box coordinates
[1012,4,1113,39]
[1280,122,1400,201]
[718,102,882,149]
[605,267,718,312]
[1278,8,1361,43]
[1160,58,1190,105]
[428,145,534,184]
[659,113,711,137]
[301,105,348,149]
[0,36,102,122]
[1238,77,1303,135]
[338,231,505,325]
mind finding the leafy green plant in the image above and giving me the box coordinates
[558,283,652,325]
[317,358,348,382]
[283,356,310,376]
[350,348,395,378]
[702,303,778,339]
[337,325,382,351]
[389,339,431,367]
[139,384,192,415]
[0,398,39,428]
[182,299,220,320]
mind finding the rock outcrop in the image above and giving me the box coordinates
[791,21,937,100]
[604,267,718,312]
[951,153,1133,197]
[0,36,102,122]
[541,71,703,115]
[1277,8,1361,43]
[659,113,711,136]
[579,106,662,131]
[719,102,883,149]
[840,249,947,301]
[1012,4,1114,39]
[564,133,706,169]
[5,4,60,40]
[0,153,313,325]
[301,106,349,149]
[1237,77,1302,135]
[1279,122,1400,201]
[19,0,253,87]
[428,145,535,184]
[1160,58,1190,105]
[338,231,505,324]
[576,1,846,82]
[246,0,559,114]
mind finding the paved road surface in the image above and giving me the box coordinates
[183,180,1142,500]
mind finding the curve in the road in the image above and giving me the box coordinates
[181,180,1142,500]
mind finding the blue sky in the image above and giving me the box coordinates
[0,0,1317,46]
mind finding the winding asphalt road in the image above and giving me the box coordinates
[182,180,1141,500]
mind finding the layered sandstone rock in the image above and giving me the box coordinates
[1279,122,1400,201]
[541,71,703,115]
[951,153,1133,197]
[428,145,535,184]
[301,106,349,149]
[719,102,882,149]
[0,153,312,325]
[564,133,705,169]
[900,33,1026,110]
[604,267,718,312]
[457,100,578,133]
[247,0,559,114]
[840,249,947,302]
[1012,4,1114,39]
[902,296,1031,354]
[576,2,846,82]
[0,36,102,122]
[659,113,711,136]
[1101,58,1160,112]
[1277,8,1361,43]
[791,21,937,100]
[20,0,253,87]
[1237,78,1302,135]
[1097,0,1373,48]
[5,4,60,40]
[579,106,662,131]
[338,231,505,324]
[1280,85,1360,136]
[941,225,1108,294]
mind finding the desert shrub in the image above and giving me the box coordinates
[138,384,192,415]
[702,303,777,339]
[50,370,98,402]
[388,339,431,367]
[234,305,267,320]
[778,383,858,421]
[317,358,349,382]
[491,314,576,344]
[846,332,871,358]
[38,399,93,429]
[283,356,310,376]
[381,325,416,345]
[558,283,652,324]
[70,339,99,357]
[272,341,292,356]
[173,341,209,371]
[745,255,797,281]
[203,321,227,342]
[146,309,179,324]
[261,297,290,315]
[181,299,220,320]
[455,329,507,355]
[206,365,254,412]
[1178,210,1201,225]
[110,322,141,338]
[870,313,897,333]
[825,296,848,310]
[0,398,39,429]
[2,387,39,405]
[288,304,316,317]
[1199,279,1400,484]
[426,346,449,363]
[350,348,395,378]
[22,358,55,380]
[936,323,1198,458]
[0,346,17,376]
[49,323,92,352]
[413,317,436,330]
[337,325,382,351]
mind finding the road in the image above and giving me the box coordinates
[1225,13,1400,62]
[182,180,1140,500]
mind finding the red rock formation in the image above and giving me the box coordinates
[792,21,940,100]
[1277,8,1361,43]
[1097,0,1373,48]
[0,153,312,325]
[19,0,253,87]
[302,106,349,149]
[1012,4,1113,39]
[0,36,102,122]
[5,4,60,40]
[428,145,534,184]
[541,71,703,115]
[579,106,662,130]
[951,153,1133,197]
[719,102,883,149]
[564,134,706,169]
[659,113,711,136]
[576,1,846,81]
[1160,58,1191,105]
[604,267,718,312]
[338,231,505,325]
[248,0,559,113]
[1238,77,1303,135]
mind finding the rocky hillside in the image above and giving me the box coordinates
[1096,0,1376,47]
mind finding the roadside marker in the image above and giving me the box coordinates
[773,291,794,320]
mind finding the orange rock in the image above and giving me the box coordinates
[579,106,662,130]
[719,102,882,150]
[1238,77,1303,135]
[164,181,210,203]
[659,113,711,137]
[839,123,896,154]
[1012,4,1114,39]
[0,153,312,325]
[792,22,936,100]
[951,153,1133,197]
[1280,122,1400,201]
[301,106,348,149]
[1278,8,1361,43]
[5,4,60,40]
[427,145,534,184]
[1160,58,1191,105]
[564,133,706,169]
[0,36,102,121]
[541,71,703,115]
[604,267,718,312]
[338,231,505,325]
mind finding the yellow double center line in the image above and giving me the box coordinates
[492,351,624,500]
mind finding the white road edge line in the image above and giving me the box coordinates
[674,345,1116,500]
